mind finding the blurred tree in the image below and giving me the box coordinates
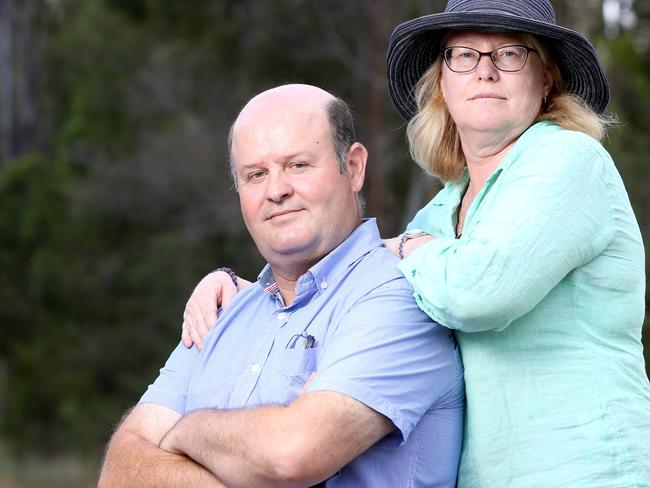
[0,0,262,456]
[0,0,43,163]
[0,0,13,161]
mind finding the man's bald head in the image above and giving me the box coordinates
[237,84,335,126]
[227,84,355,187]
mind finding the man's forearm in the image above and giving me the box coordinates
[159,392,393,488]
[99,427,227,488]
[160,406,306,488]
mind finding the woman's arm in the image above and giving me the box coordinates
[399,132,616,332]
[181,269,252,350]
[384,233,436,260]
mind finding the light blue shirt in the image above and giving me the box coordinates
[141,218,464,487]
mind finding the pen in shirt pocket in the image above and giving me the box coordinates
[304,334,316,349]
[286,331,317,349]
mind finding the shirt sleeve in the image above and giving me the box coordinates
[306,275,463,444]
[139,341,202,414]
[398,130,616,333]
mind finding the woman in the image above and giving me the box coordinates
[182,1,650,486]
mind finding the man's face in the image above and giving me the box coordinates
[232,103,363,272]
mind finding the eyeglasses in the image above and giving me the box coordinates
[442,45,538,73]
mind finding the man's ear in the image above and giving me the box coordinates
[345,142,368,193]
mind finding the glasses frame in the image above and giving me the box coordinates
[442,44,538,73]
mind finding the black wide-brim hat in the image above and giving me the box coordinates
[387,0,610,120]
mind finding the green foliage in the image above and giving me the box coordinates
[44,1,146,153]
[605,34,650,225]
[601,33,650,373]
[0,152,258,454]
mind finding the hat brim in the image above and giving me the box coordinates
[387,12,610,120]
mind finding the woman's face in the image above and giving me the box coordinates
[440,31,552,143]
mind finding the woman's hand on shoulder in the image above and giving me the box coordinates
[383,231,435,260]
[383,236,401,257]
[181,270,250,351]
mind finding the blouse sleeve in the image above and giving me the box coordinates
[398,130,616,332]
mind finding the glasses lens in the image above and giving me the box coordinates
[444,47,479,72]
[493,46,528,71]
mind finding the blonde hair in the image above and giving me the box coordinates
[406,34,612,182]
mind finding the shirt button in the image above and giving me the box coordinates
[277,312,287,320]
[250,364,260,373]
[320,281,328,289]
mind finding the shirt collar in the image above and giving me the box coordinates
[256,218,382,304]
[493,120,558,174]
[447,171,470,204]
[444,121,559,192]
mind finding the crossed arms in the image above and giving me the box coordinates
[100,247,446,486]
[98,389,393,488]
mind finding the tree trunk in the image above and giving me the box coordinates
[0,0,15,163]
[565,0,603,37]
[13,1,37,157]
[362,0,385,221]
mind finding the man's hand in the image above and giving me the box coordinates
[300,372,317,395]
[159,426,182,454]
[98,403,226,488]
[181,270,251,350]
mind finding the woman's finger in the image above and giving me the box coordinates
[181,322,194,349]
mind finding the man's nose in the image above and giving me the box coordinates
[265,170,293,202]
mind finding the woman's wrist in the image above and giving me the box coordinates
[215,267,238,290]
[398,229,430,259]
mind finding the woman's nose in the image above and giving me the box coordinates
[476,54,499,80]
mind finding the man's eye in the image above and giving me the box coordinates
[249,171,265,180]
[290,162,308,170]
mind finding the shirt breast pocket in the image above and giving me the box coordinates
[279,347,320,402]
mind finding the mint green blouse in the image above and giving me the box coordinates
[399,122,650,487]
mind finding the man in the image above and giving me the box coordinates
[99,84,464,487]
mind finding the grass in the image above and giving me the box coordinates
[0,442,99,488]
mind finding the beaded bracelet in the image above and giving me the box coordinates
[398,229,429,259]
[215,267,238,290]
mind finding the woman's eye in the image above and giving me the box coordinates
[498,47,523,58]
